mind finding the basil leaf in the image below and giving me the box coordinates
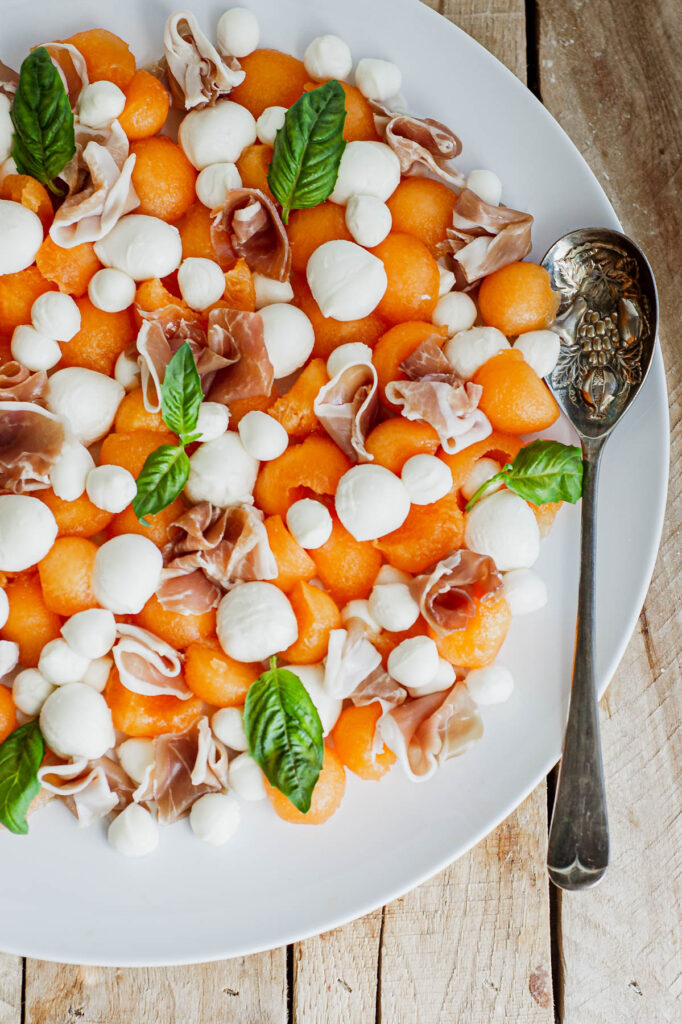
[10,46,75,191]
[0,720,45,835]
[465,440,583,509]
[161,342,203,440]
[267,79,347,223]
[244,658,324,813]
[132,444,190,524]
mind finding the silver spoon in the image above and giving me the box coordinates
[541,228,658,890]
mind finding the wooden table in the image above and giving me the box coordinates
[2,1,680,1020]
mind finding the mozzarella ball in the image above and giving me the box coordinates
[369,583,419,632]
[77,80,126,128]
[0,588,8,630]
[82,655,113,693]
[11,325,62,371]
[460,457,502,502]
[514,329,561,378]
[61,609,117,660]
[502,568,548,615]
[304,34,353,81]
[86,465,137,514]
[0,95,11,162]
[433,291,477,337]
[190,792,241,845]
[307,239,388,321]
[375,564,411,586]
[94,215,182,280]
[0,495,58,572]
[406,657,455,698]
[117,738,155,785]
[401,454,452,505]
[345,194,392,247]
[38,638,90,686]
[0,640,19,678]
[330,141,401,204]
[178,101,257,169]
[114,349,141,391]
[466,169,502,207]
[12,669,55,716]
[0,200,43,274]
[31,291,81,342]
[228,752,266,800]
[340,599,380,633]
[40,683,114,759]
[217,7,260,58]
[195,161,242,207]
[238,410,288,460]
[212,707,248,751]
[355,57,402,101]
[177,257,226,311]
[286,499,333,549]
[259,302,315,377]
[88,268,136,313]
[93,535,163,614]
[253,273,294,309]
[286,663,342,735]
[186,431,259,506]
[326,342,373,378]
[196,401,230,442]
[256,105,286,145]
[217,582,297,662]
[47,367,125,445]
[335,465,410,541]
[108,804,159,857]
[438,264,456,296]
[466,664,514,705]
[444,326,510,380]
[49,439,95,501]
[465,490,540,570]
[387,636,439,688]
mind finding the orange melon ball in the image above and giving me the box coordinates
[478,261,559,335]
[63,28,136,89]
[184,639,260,707]
[387,177,458,253]
[473,349,560,434]
[230,49,309,117]
[38,537,99,616]
[118,69,170,140]
[264,745,346,824]
[0,685,17,743]
[372,233,440,324]
[175,202,222,263]
[287,202,352,274]
[237,145,274,199]
[332,702,396,780]
[134,594,216,650]
[130,137,197,223]
[0,267,54,336]
[59,296,136,376]
[0,573,62,668]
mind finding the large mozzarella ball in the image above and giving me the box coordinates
[40,683,115,760]
[177,257,226,310]
[94,215,182,280]
[228,752,266,800]
[61,609,117,660]
[0,200,43,274]
[286,499,333,549]
[304,34,353,81]
[253,273,294,309]
[211,707,248,751]
[401,454,452,505]
[466,664,514,704]
[86,464,137,513]
[514,329,561,378]
[11,325,62,371]
[77,81,126,128]
[190,792,241,845]
[465,490,540,570]
[88,268,136,313]
[93,535,163,614]
[185,431,259,506]
[432,291,477,336]
[238,410,288,460]
[387,636,440,688]
[256,105,287,146]
[330,141,401,204]
[0,495,57,572]
[12,669,55,716]
[335,465,410,541]
[108,803,159,857]
[38,638,91,686]
[345,194,392,248]
[444,326,510,380]
[178,101,256,169]
[217,582,298,662]
[49,439,95,501]
[286,663,342,735]
[355,58,402,101]
[217,7,260,58]
[47,368,124,444]
[306,239,387,321]
[258,302,315,377]
[502,568,548,615]
[31,291,81,342]
[195,161,242,207]
[466,169,502,207]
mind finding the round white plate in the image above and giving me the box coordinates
[0,0,668,966]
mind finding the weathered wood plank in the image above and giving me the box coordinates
[422,0,527,80]
[0,954,22,1024]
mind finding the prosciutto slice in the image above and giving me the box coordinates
[206,307,274,404]
[42,42,89,107]
[164,10,244,110]
[38,756,134,827]
[380,683,483,781]
[0,59,18,99]
[112,624,192,699]
[323,623,382,700]
[436,188,533,288]
[211,189,292,281]
[372,101,465,188]
[0,402,65,493]
[0,362,48,405]
[313,361,379,461]
[410,550,502,636]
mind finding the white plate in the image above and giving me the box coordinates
[0,0,668,966]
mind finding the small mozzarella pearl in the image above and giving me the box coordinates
[31,292,81,342]
[12,669,55,716]
[466,169,502,207]
[49,439,95,502]
[94,215,182,280]
[286,499,333,549]
[177,257,226,311]
[196,401,230,442]
[217,7,260,58]
[238,410,288,460]
[340,599,380,633]
[460,458,502,502]
[355,58,402,101]
[0,495,58,572]
[47,367,125,445]
[11,325,62,371]
[502,569,548,615]
[217,582,298,662]
[108,804,159,857]
[0,639,19,677]
[438,264,456,296]
[190,792,241,845]
[253,273,294,309]
[330,141,401,205]
[118,738,155,785]
[93,535,163,614]
[375,565,411,585]
[186,432,258,506]
[465,490,540,570]
[61,609,117,660]
[401,454,452,505]
[228,752,266,800]
[443,326,510,380]
[77,81,126,128]
[335,464,410,541]
[88,268,136,313]
[369,583,419,632]
[40,683,114,760]
[38,638,90,686]
[82,655,113,693]
[466,664,514,704]
[304,34,353,81]
[0,588,8,629]
[387,636,439,688]
[195,162,242,208]
[212,707,248,751]
[178,102,257,169]
[86,465,137,514]
[514,330,561,378]
[259,303,315,377]
[114,349,141,391]
[326,342,373,378]
[345,194,392,247]
[256,105,287,145]
[433,291,477,336]
[307,239,388,321]
[0,200,43,274]
[406,657,455,698]
[287,663,342,735]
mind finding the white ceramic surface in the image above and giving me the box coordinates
[0,0,668,966]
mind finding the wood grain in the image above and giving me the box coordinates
[0,954,21,1024]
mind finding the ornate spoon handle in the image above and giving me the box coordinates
[547,436,609,889]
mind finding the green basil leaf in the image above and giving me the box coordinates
[10,46,75,191]
[0,720,45,835]
[132,444,190,524]
[503,440,583,504]
[267,79,347,223]
[161,342,203,439]
[244,658,324,813]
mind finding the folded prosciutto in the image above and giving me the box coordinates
[206,307,274,405]
[0,402,65,493]
[38,756,134,827]
[0,362,48,405]
[372,101,465,188]
[164,10,244,109]
[211,189,292,281]
[410,550,502,636]
[324,622,383,701]
[313,360,379,461]
[112,623,193,699]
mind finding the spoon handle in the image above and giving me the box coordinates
[547,437,609,889]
